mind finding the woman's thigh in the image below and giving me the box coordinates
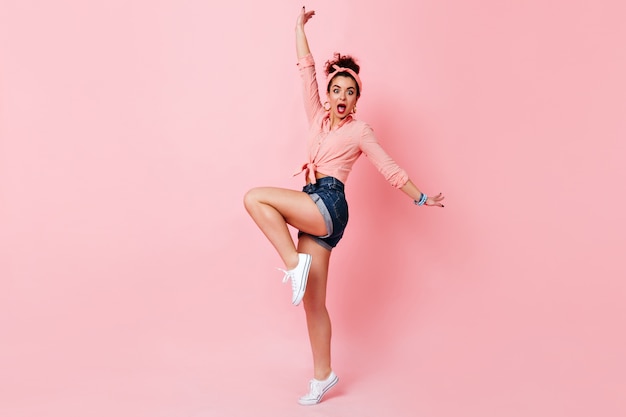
[247,187,327,237]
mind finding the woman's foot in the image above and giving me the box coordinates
[277,253,311,306]
[298,371,338,405]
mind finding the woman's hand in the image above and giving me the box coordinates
[426,193,445,208]
[296,6,315,29]
[400,180,446,208]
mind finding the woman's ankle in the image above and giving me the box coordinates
[285,252,301,270]
[313,368,333,381]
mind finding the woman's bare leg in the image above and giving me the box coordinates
[245,187,333,375]
[244,187,327,269]
[298,235,333,380]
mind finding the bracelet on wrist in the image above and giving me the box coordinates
[414,193,428,206]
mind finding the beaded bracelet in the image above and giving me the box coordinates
[414,193,428,206]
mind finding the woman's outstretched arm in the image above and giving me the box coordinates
[296,7,315,59]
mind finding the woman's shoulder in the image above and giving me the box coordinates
[350,118,375,133]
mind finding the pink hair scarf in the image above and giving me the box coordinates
[326,64,362,94]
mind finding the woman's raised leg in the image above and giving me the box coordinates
[243,187,327,269]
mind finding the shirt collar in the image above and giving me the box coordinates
[323,112,354,131]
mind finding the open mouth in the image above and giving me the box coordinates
[337,104,347,114]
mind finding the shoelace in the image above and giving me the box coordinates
[277,267,297,293]
[307,379,322,397]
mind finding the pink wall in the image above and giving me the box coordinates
[1,1,624,416]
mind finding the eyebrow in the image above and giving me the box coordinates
[331,84,356,90]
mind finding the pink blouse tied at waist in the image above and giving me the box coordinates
[294,53,409,189]
[294,161,319,185]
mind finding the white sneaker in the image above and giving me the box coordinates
[277,253,311,306]
[298,371,338,405]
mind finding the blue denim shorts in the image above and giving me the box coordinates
[299,176,349,250]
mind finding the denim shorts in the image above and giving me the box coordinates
[299,176,349,250]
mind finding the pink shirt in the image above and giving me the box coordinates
[294,53,409,189]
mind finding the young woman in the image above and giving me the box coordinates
[244,7,445,406]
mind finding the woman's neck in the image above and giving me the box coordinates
[329,114,348,130]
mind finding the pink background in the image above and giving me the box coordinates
[1,1,625,416]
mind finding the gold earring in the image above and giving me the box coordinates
[352,106,357,114]
[323,102,331,111]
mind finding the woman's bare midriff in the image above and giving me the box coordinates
[306,172,328,185]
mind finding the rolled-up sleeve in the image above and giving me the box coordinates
[297,54,323,125]
[297,53,315,69]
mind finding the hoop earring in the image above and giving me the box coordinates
[352,106,357,114]
[323,102,331,111]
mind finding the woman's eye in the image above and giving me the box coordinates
[333,89,340,94]
[348,90,353,95]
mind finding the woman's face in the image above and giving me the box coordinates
[327,75,359,122]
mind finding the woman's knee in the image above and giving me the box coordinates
[243,187,263,211]
[303,294,327,315]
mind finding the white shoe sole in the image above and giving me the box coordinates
[292,254,311,306]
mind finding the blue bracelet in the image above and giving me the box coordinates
[414,193,428,206]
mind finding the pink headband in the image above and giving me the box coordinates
[326,64,362,94]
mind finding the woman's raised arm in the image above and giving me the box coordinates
[296,7,315,59]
